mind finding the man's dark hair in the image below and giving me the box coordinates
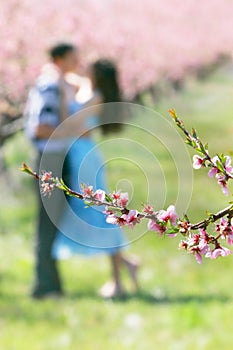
[49,43,76,60]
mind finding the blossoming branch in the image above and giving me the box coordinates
[169,109,233,195]
[21,110,233,264]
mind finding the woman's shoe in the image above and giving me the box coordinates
[98,281,125,299]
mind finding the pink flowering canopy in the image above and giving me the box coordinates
[1,0,233,105]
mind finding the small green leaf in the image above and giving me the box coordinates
[55,178,69,191]
[215,159,224,173]
[185,139,193,147]
[199,142,206,154]
[191,128,197,139]
[166,227,179,234]
[191,140,197,148]
[105,194,113,203]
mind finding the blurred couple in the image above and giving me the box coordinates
[25,43,140,299]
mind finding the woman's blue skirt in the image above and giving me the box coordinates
[52,137,127,259]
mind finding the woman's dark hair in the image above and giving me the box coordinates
[92,59,123,134]
[49,43,76,60]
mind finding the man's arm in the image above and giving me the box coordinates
[25,84,63,140]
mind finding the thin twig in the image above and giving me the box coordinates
[190,205,233,230]
[21,162,233,231]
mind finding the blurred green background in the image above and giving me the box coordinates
[1,64,233,349]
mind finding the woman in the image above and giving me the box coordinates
[51,60,140,298]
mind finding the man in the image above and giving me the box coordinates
[25,43,79,299]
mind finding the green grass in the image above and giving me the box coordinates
[1,64,233,349]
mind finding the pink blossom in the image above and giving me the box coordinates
[40,171,52,182]
[224,156,233,175]
[216,174,229,195]
[94,189,106,202]
[112,192,121,200]
[215,218,233,245]
[208,156,220,177]
[157,205,178,226]
[209,156,233,178]
[206,246,232,259]
[188,233,200,246]
[117,193,129,207]
[178,220,191,234]
[215,217,227,233]
[193,155,205,169]
[227,235,233,245]
[199,228,210,242]
[106,214,128,227]
[143,204,155,214]
[40,182,55,196]
[148,219,166,235]
[121,210,139,229]
[190,246,203,264]
[111,192,129,207]
[208,167,218,178]
[179,240,188,250]
[82,185,94,197]
[189,237,211,264]
[216,217,228,233]
[195,252,203,264]
[106,214,118,225]
[104,207,113,215]
[198,239,210,255]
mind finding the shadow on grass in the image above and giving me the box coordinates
[0,283,231,305]
[67,290,231,304]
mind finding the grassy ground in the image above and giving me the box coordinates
[1,64,233,349]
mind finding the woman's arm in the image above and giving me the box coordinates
[36,94,103,139]
[53,94,103,138]
[34,124,56,139]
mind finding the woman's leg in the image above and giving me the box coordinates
[99,252,124,298]
[112,253,141,292]
[110,252,123,291]
[120,254,141,292]
[100,252,140,298]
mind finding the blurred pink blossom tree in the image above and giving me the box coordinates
[1,0,233,106]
